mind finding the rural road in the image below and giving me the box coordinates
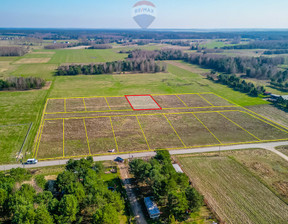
[1,141,288,171]
[118,163,148,224]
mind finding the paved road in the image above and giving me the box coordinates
[1,141,288,171]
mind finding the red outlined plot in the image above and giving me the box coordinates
[125,94,162,111]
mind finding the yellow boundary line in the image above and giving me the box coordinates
[33,98,48,158]
[63,119,65,157]
[64,98,66,113]
[83,118,91,155]
[240,111,288,134]
[136,116,151,150]
[44,110,240,121]
[37,137,288,161]
[198,94,214,106]
[218,112,261,141]
[109,117,119,152]
[34,119,46,158]
[175,95,188,107]
[192,113,222,144]
[45,109,133,115]
[212,92,288,132]
[163,114,187,148]
[83,98,87,112]
[105,97,111,111]
[36,93,288,160]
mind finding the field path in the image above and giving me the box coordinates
[118,162,148,224]
[1,141,288,171]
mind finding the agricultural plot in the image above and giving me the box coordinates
[178,156,288,224]
[34,93,288,160]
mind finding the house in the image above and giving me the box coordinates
[144,197,160,219]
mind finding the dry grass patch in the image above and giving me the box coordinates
[84,97,110,111]
[166,113,220,146]
[200,94,234,106]
[14,58,51,64]
[37,120,63,159]
[111,116,149,152]
[85,117,116,154]
[178,94,212,107]
[137,114,184,149]
[195,112,257,143]
[106,97,132,110]
[64,119,89,157]
[153,95,185,108]
[46,99,65,113]
[66,98,85,112]
[222,111,288,140]
[178,155,288,224]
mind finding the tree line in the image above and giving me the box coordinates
[208,73,266,97]
[0,77,46,91]
[87,44,112,49]
[129,150,203,222]
[128,49,288,82]
[56,60,167,76]
[264,49,288,55]
[222,40,288,50]
[0,46,29,56]
[0,157,126,224]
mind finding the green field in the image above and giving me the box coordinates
[178,153,288,224]
[48,49,128,64]
[0,45,281,165]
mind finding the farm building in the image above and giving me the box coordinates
[144,197,160,219]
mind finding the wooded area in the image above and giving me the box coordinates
[129,150,203,222]
[0,46,29,56]
[0,77,46,91]
[56,60,167,76]
[0,158,126,224]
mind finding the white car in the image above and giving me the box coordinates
[25,158,38,165]
[108,149,115,153]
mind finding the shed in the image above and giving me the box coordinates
[172,164,184,173]
[144,197,160,219]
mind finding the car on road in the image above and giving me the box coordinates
[114,157,124,163]
[24,158,38,165]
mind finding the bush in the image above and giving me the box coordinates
[35,175,46,189]
[9,168,31,182]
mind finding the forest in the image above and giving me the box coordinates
[56,60,167,76]
[0,77,46,91]
[128,49,288,82]
[129,150,203,222]
[0,158,126,224]
[222,40,288,50]
[208,73,266,97]
[0,46,29,56]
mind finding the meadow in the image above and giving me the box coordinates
[0,45,283,165]
[177,151,288,224]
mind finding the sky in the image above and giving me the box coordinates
[1,0,288,29]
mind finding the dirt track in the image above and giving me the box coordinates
[118,162,147,224]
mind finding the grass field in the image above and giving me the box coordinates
[177,154,288,224]
[0,89,48,164]
[48,49,128,64]
[276,145,288,156]
[0,45,286,165]
[34,93,288,160]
